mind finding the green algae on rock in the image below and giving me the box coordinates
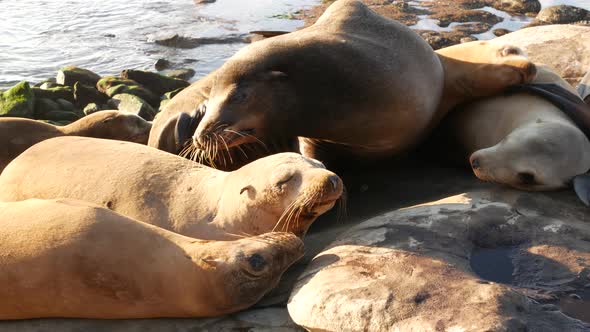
[74,82,109,108]
[121,69,189,96]
[0,81,36,118]
[56,66,101,87]
[108,93,157,121]
[32,86,75,103]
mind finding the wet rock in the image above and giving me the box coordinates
[418,30,467,49]
[56,66,101,87]
[96,76,138,94]
[33,78,56,88]
[105,84,160,108]
[493,28,511,36]
[245,30,290,43]
[534,5,590,25]
[461,36,478,43]
[288,190,590,331]
[163,87,186,100]
[194,0,216,3]
[34,98,61,119]
[55,99,76,113]
[83,103,101,116]
[164,68,196,81]
[121,69,189,95]
[431,10,502,28]
[453,21,493,34]
[108,93,157,121]
[32,86,75,103]
[41,110,81,123]
[154,34,246,49]
[73,82,109,108]
[491,0,541,15]
[0,81,35,118]
[154,58,172,71]
[491,25,590,86]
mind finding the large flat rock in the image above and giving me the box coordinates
[288,188,590,331]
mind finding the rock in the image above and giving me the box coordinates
[534,5,590,25]
[154,34,246,49]
[96,76,138,93]
[56,66,101,87]
[32,86,75,103]
[493,28,511,36]
[34,98,62,119]
[431,10,502,28]
[154,58,172,71]
[121,69,189,95]
[163,87,186,100]
[194,0,216,3]
[164,68,196,81]
[33,78,57,88]
[105,84,160,108]
[418,30,468,49]
[0,81,35,118]
[83,103,101,115]
[288,189,590,331]
[55,99,76,113]
[453,22,493,34]
[73,82,109,108]
[460,36,478,43]
[491,25,590,86]
[108,94,157,121]
[0,308,303,331]
[41,110,81,123]
[491,0,541,15]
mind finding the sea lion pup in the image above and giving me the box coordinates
[0,198,303,319]
[0,136,343,240]
[439,65,590,191]
[0,110,152,173]
[188,0,535,166]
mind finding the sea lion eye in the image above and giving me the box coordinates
[276,175,294,188]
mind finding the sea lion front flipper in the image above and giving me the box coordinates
[577,69,590,103]
[573,174,590,206]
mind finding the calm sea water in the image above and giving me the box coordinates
[1,0,589,88]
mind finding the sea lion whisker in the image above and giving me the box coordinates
[218,134,234,165]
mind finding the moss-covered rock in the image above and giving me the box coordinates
[121,69,190,95]
[32,86,75,103]
[163,87,186,100]
[74,82,109,108]
[108,93,157,121]
[34,98,62,119]
[96,76,139,93]
[0,81,36,118]
[164,68,196,81]
[56,66,101,87]
[105,84,160,108]
[83,103,102,115]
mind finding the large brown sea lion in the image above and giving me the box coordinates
[0,136,343,240]
[0,110,151,173]
[178,0,535,167]
[438,65,590,191]
[0,198,303,319]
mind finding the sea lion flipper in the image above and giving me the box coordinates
[174,108,204,153]
[573,174,590,206]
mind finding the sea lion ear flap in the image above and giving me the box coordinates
[573,174,590,206]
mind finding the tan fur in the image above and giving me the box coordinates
[444,65,590,190]
[0,136,343,240]
[0,111,151,173]
[0,198,303,319]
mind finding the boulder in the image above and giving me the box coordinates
[56,66,101,87]
[108,93,157,121]
[164,68,196,81]
[491,25,590,86]
[534,5,590,25]
[32,86,75,103]
[34,98,62,119]
[121,69,189,95]
[106,84,160,108]
[288,189,590,331]
[55,99,76,113]
[491,0,541,15]
[73,82,109,108]
[96,76,139,93]
[0,81,35,118]
[83,103,102,115]
[41,110,81,123]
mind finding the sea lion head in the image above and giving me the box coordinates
[81,110,153,144]
[196,232,304,314]
[469,121,590,191]
[193,57,294,150]
[436,41,537,99]
[219,152,344,237]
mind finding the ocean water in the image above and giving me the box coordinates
[1,0,589,88]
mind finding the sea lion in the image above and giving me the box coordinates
[183,0,535,167]
[578,68,590,104]
[0,136,343,240]
[0,198,303,319]
[0,110,151,173]
[439,65,590,191]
